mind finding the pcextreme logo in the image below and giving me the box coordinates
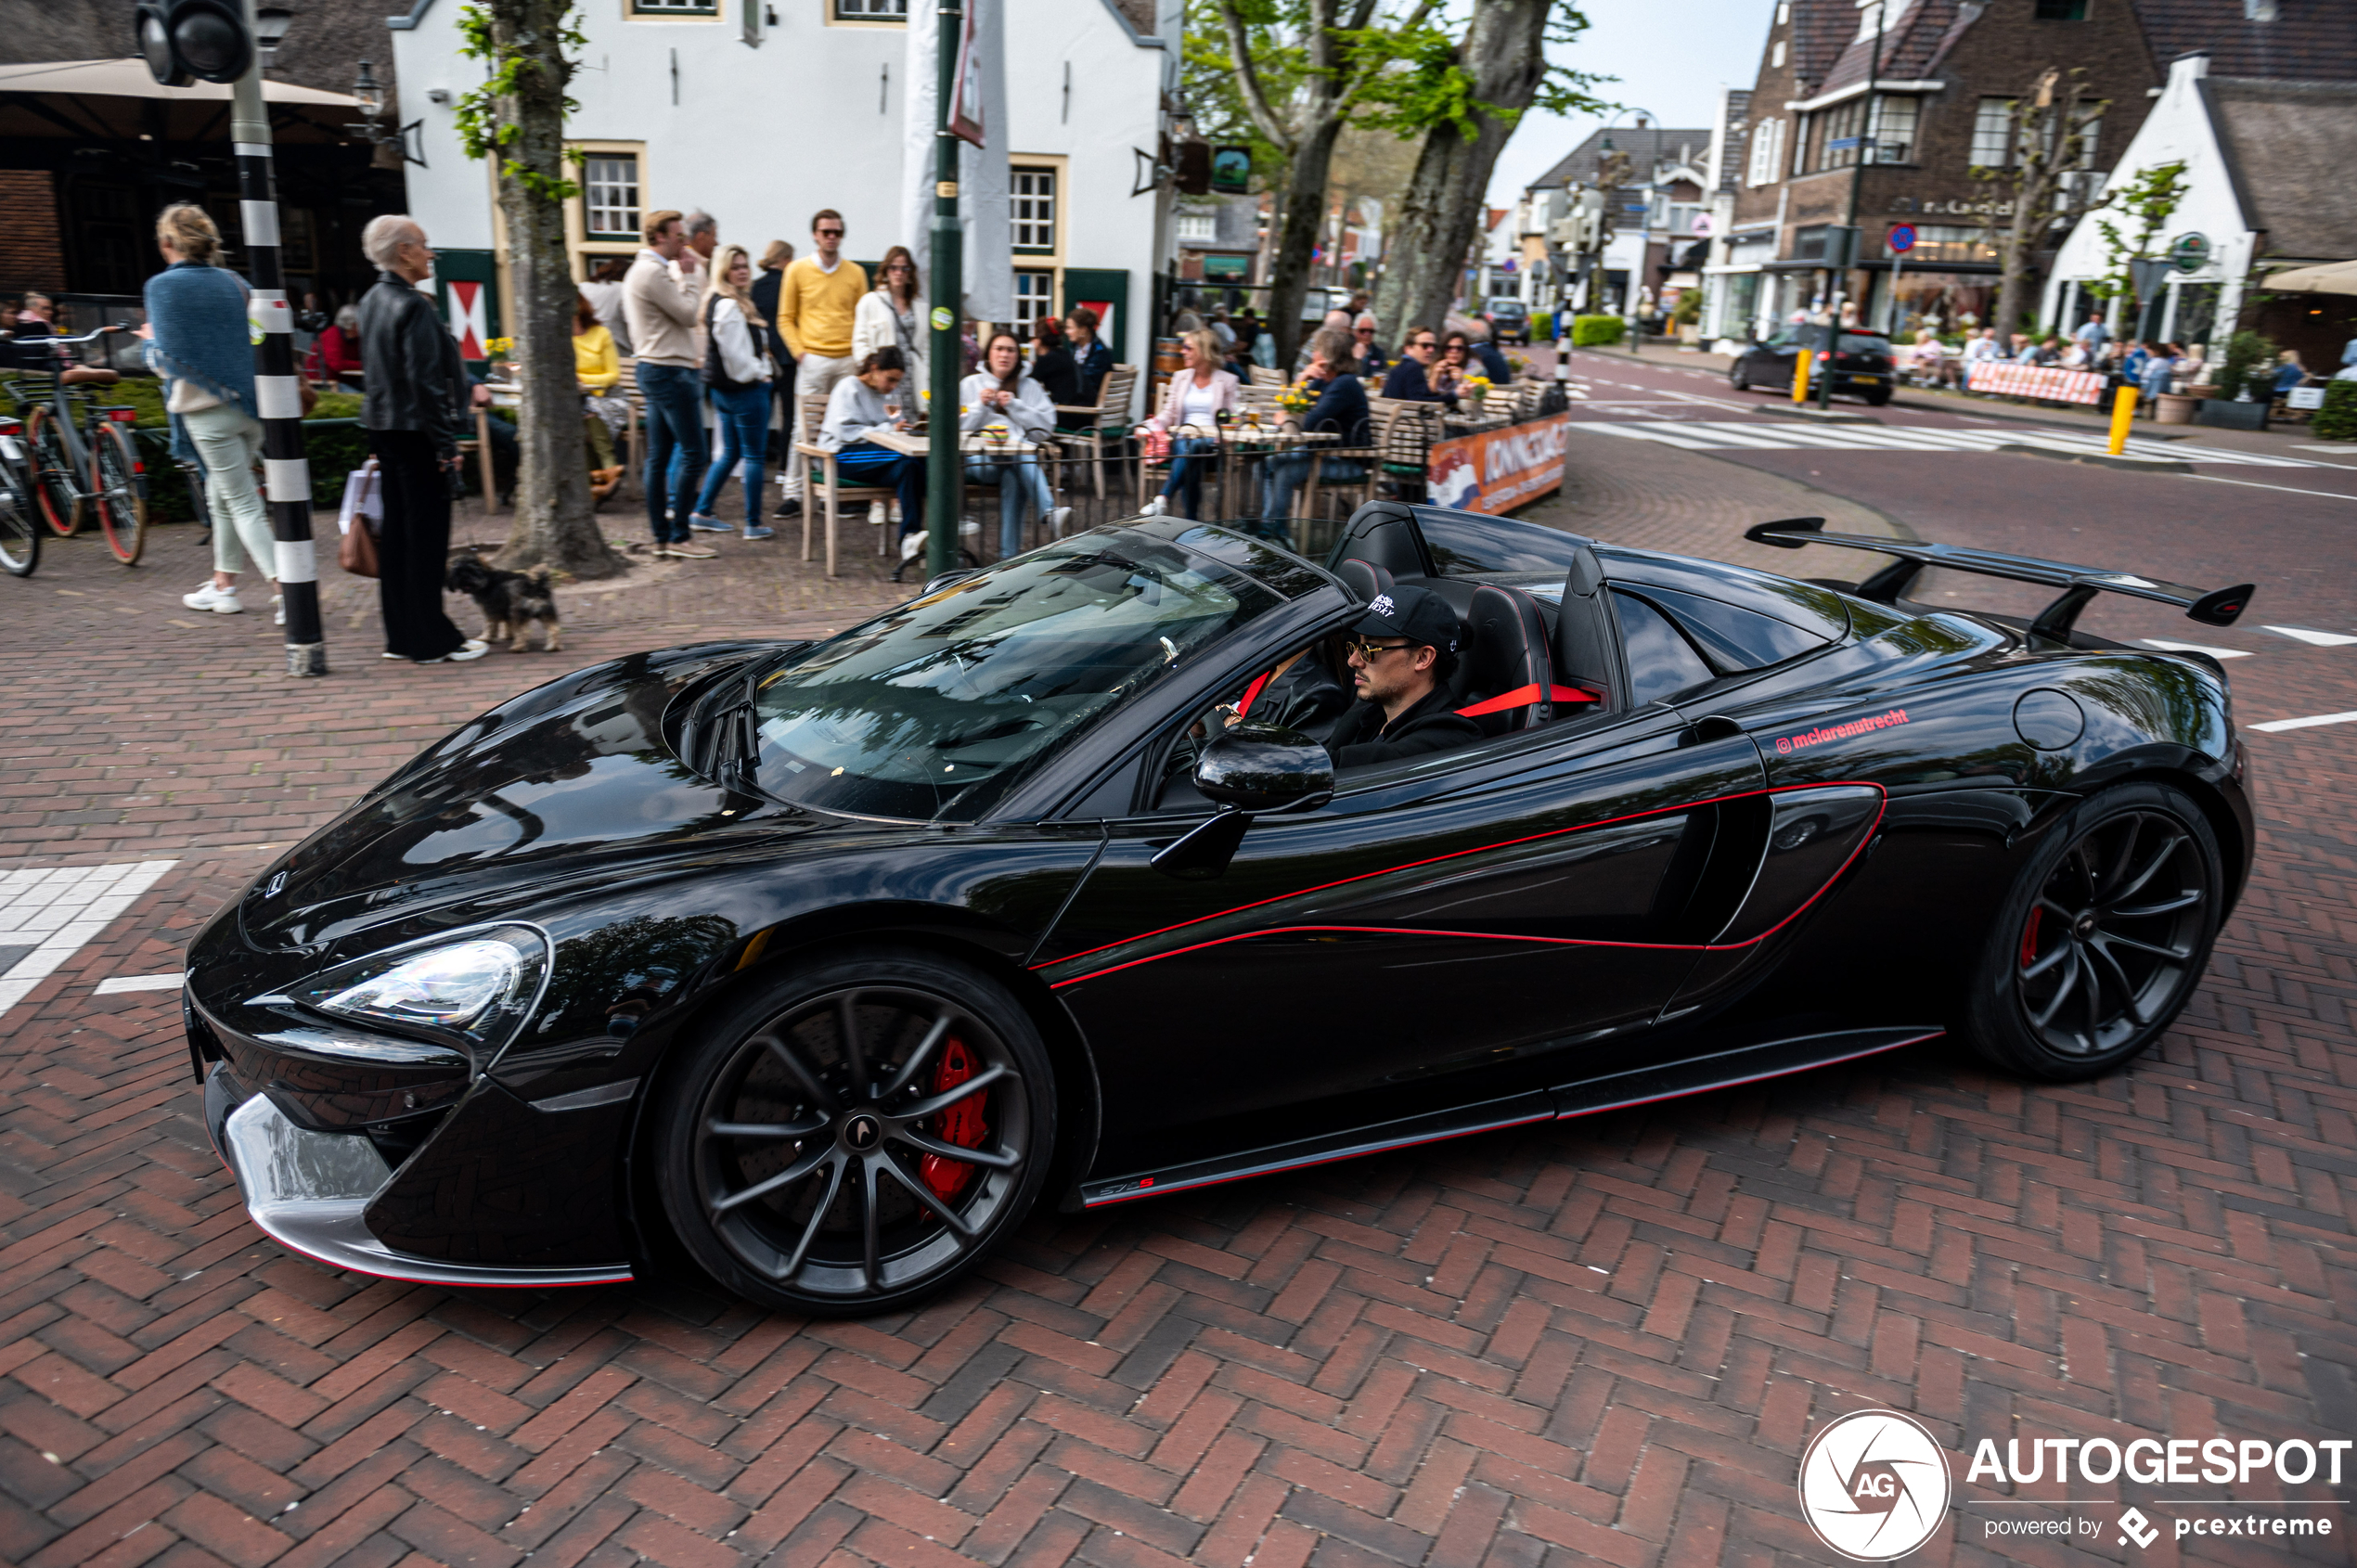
[1798,1409,1952,1561]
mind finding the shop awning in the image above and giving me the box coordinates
[2262,259,2357,296]
[0,58,363,145]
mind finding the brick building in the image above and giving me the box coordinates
[1520,123,1713,317]
[1715,0,2357,343]
[1717,0,2169,340]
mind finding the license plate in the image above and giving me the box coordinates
[0,435,19,460]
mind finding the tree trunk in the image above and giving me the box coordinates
[1373,0,1552,341]
[1268,115,1345,369]
[490,0,625,580]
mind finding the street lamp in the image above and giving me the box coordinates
[350,58,386,121]
[344,58,426,166]
[253,6,291,65]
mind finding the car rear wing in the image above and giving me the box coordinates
[1743,517,2253,643]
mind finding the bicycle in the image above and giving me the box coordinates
[0,402,37,577]
[18,326,148,564]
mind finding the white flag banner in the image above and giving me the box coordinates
[902,0,1011,324]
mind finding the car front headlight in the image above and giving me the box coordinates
[297,924,547,1053]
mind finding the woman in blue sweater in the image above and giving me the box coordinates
[139,204,275,619]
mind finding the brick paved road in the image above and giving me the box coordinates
[4,446,2355,1568]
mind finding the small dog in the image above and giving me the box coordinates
[445,553,562,652]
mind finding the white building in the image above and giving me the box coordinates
[2043,52,2357,355]
[384,0,1180,392]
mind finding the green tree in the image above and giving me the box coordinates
[1370,0,1604,340]
[1969,68,2105,341]
[454,0,627,580]
[2082,160,2191,337]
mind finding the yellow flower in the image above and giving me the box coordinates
[483,337,514,357]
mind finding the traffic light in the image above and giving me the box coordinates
[136,0,254,87]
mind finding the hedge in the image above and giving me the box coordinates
[1570,315,1627,347]
[2315,380,2357,443]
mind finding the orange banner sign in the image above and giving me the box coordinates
[1427,412,1569,515]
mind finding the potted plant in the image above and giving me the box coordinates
[2196,329,2275,431]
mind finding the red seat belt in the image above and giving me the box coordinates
[1237,670,1274,716]
[1456,683,1597,717]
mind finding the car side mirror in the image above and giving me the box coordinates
[1192,723,1333,812]
[1152,725,1333,881]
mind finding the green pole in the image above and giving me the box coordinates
[926,0,964,580]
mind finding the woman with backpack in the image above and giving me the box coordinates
[686,243,778,541]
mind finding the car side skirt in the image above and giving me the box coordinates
[1076,1022,1942,1207]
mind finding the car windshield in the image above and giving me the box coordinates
[744,533,1286,821]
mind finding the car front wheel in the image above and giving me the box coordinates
[1729,365,1750,392]
[653,945,1055,1315]
[1957,783,2222,1081]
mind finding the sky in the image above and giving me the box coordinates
[1485,0,1777,205]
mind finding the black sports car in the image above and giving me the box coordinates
[186,503,2256,1313]
[1730,328,1897,405]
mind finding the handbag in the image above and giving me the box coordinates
[336,457,380,578]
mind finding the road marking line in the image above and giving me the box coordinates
[2142,638,2251,658]
[2187,474,2357,502]
[95,973,186,994]
[2250,711,2357,733]
[0,860,179,1018]
[2262,625,2357,647]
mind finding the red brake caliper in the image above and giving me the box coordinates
[2019,906,2041,970]
[920,1037,988,1200]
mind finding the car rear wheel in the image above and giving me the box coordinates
[1863,388,1892,406]
[653,945,1055,1315]
[1958,783,2222,1081]
[1729,365,1750,392]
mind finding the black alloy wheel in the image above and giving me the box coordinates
[654,947,1054,1315]
[1961,782,2222,1080]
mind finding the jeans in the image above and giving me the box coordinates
[692,381,772,527]
[367,430,466,661]
[831,443,925,536]
[1257,454,1365,540]
[636,361,707,543]
[1159,436,1220,519]
[963,454,1056,558]
[182,402,273,579]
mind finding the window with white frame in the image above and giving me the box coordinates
[1014,270,1055,328]
[1870,96,1917,162]
[631,0,716,13]
[1012,167,1056,253]
[1972,98,2016,168]
[834,0,906,16]
[1174,212,1217,243]
[1746,117,1782,186]
[582,155,640,238]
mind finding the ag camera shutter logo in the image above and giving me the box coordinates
[1798,1409,1952,1561]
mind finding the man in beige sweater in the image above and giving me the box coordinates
[624,210,715,557]
[775,208,869,507]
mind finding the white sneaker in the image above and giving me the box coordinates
[868,501,887,527]
[424,639,491,663]
[1141,495,1168,517]
[959,521,981,537]
[899,532,924,561]
[183,582,242,614]
[1046,507,1072,538]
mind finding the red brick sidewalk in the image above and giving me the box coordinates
[4,483,2354,1568]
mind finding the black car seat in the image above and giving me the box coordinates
[1334,557,1395,605]
[1552,545,1625,713]
[1453,585,1591,734]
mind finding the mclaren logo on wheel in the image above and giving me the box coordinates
[1797,1409,1952,1561]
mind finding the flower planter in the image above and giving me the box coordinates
[2196,398,2270,431]
[2155,393,2198,426]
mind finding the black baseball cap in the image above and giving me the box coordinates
[1348,584,1459,654]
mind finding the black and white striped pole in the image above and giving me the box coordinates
[228,0,326,676]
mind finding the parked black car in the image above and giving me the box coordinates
[1730,328,1897,405]
[1482,297,1530,345]
[186,504,2255,1314]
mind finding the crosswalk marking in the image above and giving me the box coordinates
[2251,711,2357,734]
[1571,420,2325,468]
[0,861,178,1017]
[2263,625,2357,647]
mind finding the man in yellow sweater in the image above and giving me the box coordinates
[776,209,869,509]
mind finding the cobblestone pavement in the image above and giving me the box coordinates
[4,433,2356,1568]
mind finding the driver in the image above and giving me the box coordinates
[1324,585,1481,768]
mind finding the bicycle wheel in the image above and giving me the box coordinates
[0,454,38,576]
[23,405,81,536]
[90,423,146,564]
